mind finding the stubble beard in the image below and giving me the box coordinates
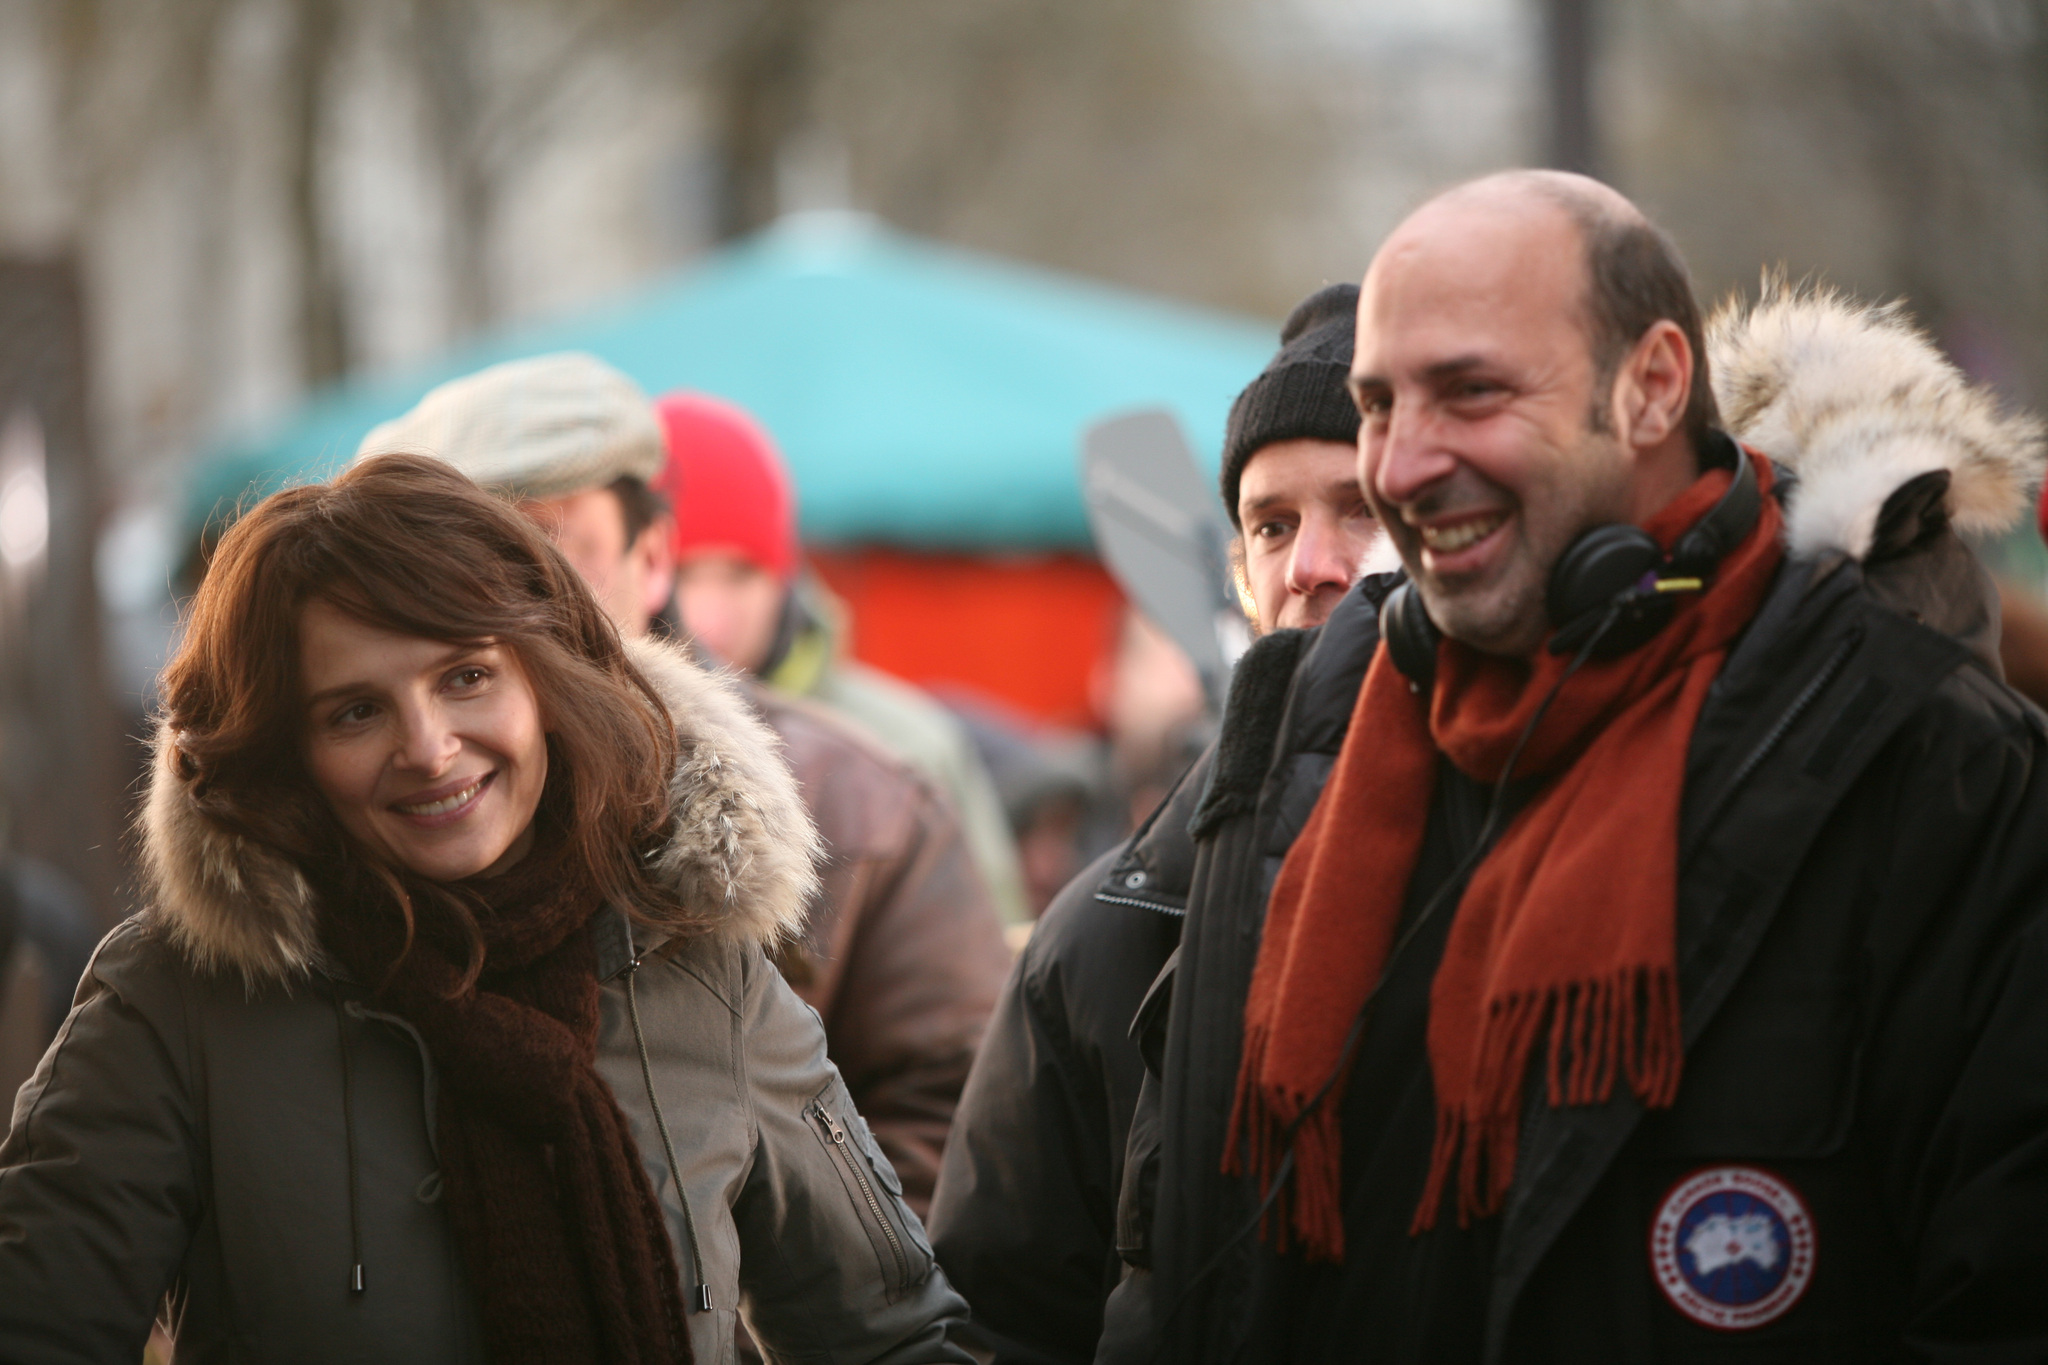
[1418,546,1551,658]
[1408,431,1632,659]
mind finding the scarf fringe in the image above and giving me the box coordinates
[1413,964,1682,1232]
[1224,1020,1348,1262]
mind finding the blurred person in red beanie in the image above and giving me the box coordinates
[657,392,1030,925]
[658,394,798,668]
[358,357,1011,1215]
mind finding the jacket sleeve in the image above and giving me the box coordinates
[0,923,201,1363]
[1850,706,2048,1359]
[824,785,1011,1216]
[927,849,1132,1365]
[732,944,975,1365]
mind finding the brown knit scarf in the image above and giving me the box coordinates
[1225,452,1783,1261]
[319,838,691,1364]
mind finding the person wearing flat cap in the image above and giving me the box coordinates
[355,353,679,632]
[356,354,1011,1220]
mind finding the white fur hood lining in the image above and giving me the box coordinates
[1711,281,2044,561]
[140,634,821,986]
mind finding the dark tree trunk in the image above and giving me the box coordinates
[1543,0,1600,178]
[285,0,349,385]
[0,259,121,924]
[416,0,495,337]
[709,0,814,240]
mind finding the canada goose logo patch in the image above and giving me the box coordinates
[1650,1166,1815,1330]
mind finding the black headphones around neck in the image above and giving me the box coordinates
[1380,430,1761,686]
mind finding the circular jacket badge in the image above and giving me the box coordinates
[1650,1166,1816,1329]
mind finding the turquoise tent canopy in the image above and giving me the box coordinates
[188,213,1279,550]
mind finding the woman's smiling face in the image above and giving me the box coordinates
[299,600,548,882]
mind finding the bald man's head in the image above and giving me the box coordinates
[1350,172,1715,655]
[1421,172,1719,441]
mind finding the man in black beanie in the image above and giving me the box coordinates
[1224,283,1386,633]
[926,283,1382,1365]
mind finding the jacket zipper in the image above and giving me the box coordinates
[808,1100,909,1287]
[1091,891,1187,917]
[1725,631,1858,794]
[1689,630,1861,844]
[627,958,712,1314]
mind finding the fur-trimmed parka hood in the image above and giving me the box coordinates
[1709,279,2045,560]
[140,633,821,986]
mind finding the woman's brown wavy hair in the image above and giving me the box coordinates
[160,453,685,973]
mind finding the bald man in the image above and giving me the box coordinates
[1107,172,2048,1363]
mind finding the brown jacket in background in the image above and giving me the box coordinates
[749,685,1011,1214]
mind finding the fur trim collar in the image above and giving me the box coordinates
[140,634,820,986]
[1709,280,2045,560]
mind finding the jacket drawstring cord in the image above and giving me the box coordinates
[332,995,366,1295]
[627,955,712,1313]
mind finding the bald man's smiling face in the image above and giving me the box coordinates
[1350,194,1634,657]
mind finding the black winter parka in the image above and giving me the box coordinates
[1118,505,2048,1362]
[926,752,1210,1364]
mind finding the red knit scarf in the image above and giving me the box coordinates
[1224,453,1783,1261]
[319,839,691,1364]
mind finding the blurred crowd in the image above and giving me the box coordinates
[9,290,2048,1110]
[3,1,2048,1359]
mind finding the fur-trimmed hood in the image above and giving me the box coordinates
[139,634,821,986]
[1709,280,2045,560]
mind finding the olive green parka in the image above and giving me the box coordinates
[0,637,972,1365]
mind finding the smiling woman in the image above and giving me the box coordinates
[298,611,549,883]
[154,454,694,983]
[0,453,973,1365]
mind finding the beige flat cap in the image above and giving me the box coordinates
[354,352,665,500]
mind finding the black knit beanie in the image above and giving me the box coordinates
[1221,282,1361,527]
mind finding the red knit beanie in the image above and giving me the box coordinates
[653,392,799,580]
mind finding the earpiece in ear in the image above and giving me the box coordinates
[1380,579,1442,686]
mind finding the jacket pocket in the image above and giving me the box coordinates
[804,1081,930,1302]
